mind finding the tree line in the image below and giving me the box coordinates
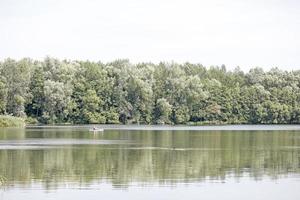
[0,57,300,124]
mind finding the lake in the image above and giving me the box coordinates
[0,125,300,200]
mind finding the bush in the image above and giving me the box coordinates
[85,112,106,124]
[0,115,25,127]
[25,117,39,125]
[105,112,120,124]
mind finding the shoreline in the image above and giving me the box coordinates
[24,124,300,131]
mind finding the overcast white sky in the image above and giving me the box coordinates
[0,0,299,71]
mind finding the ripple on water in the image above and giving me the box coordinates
[0,139,132,150]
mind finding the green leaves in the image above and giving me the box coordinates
[42,80,71,124]
[154,98,172,124]
[82,89,105,124]
[0,58,299,124]
[0,77,7,114]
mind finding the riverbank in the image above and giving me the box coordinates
[25,124,300,131]
[0,116,25,127]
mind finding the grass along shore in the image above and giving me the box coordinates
[0,115,25,127]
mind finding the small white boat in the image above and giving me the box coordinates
[89,128,104,132]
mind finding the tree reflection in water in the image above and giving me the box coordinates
[0,127,299,189]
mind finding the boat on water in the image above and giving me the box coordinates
[89,127,104,132]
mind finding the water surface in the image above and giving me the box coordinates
[0,126,300,200]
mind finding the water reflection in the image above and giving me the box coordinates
[0,127,299,189]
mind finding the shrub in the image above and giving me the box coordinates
[0,115,25,127]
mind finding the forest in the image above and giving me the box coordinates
[0,57,300,125]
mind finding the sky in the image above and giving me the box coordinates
[0,0,299,71]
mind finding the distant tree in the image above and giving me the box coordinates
[1,58,31,117]
[26,64,45,117]
[82,89,105,124]
[154,98,172,124]
[42,80,71,124]
[0,76,7,114]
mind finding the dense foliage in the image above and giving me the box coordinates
[0,57,300,124]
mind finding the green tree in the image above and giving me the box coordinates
[1,58,31,117]
[82,89,105,124]
[0,76,7,114]
[42,80,71,124]
[154,98,172,124]
[26,64,45,118]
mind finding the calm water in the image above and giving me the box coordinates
[0,125,300,200]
